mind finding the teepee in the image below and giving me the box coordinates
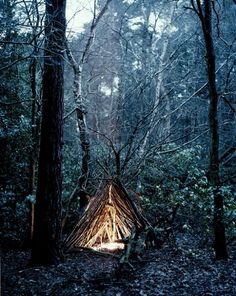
[64,178,147,250]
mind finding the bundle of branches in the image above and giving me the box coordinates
[64,179,147,250]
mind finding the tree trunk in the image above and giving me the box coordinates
[74,67,90,189]
[28,45,41,240]
[197,0,228,259]
[28,0,41,241]
[30,0,66,265]
[63,53,91,190]
[66,0,112,190]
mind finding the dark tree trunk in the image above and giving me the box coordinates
[30,0,66,265]
[27,54,37,242]
[195,0,228,260]
[29,55,37,196]
[28,49,41,240]
[27,0,41,242]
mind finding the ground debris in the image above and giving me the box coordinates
[2,234,236,296]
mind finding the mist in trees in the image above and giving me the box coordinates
[63,0,235,260]
[1,0,235,270]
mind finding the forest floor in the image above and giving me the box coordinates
[2,234,236,296]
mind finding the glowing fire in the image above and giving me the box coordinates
[93,242,124,251]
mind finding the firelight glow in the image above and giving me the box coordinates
[93,242,125,251]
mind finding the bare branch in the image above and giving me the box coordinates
[88,127,117,155]
[221,96,236,113]
[0,55,33,71]
[212,0,220,37]
[80,0,113,65]
[63,107,77,121]
[219,147,236,164]
[190,0,200,16]
[0,99,33,106]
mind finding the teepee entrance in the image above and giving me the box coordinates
[64,179,147,251]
